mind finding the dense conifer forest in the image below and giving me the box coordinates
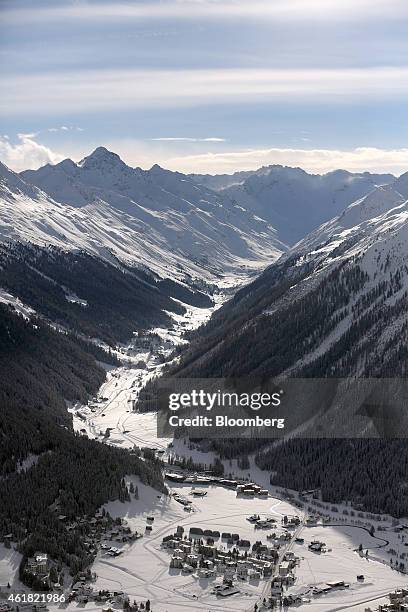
[0,243,211,345]
[165,252,408,517]
[0,302,165,581]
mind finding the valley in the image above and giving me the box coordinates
[2,151,408,611]
[61,277,408,612]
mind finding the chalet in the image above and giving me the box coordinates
[247,514,260,523]
[284,551,296,561]
[271,577,284,596]
[179,542,192,553]
[219,479,238,489]
[279,561,290,577]
[237,565,248,578]
[170,556,183,569]
[27,552,49,576]
[202,559,214,570]
[308,540,325,552]
[326,580,348,588]
[214,584,240,597]
[186,554,199,567]
[189,527,203,536]
[165,473,185,483]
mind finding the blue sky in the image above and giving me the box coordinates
[1,0,408,174]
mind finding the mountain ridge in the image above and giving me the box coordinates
[11,150,286,283]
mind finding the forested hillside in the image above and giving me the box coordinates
[166,185,408,516]
[0,243,212,345]
[0,302,165,582]
[256,439,408,517]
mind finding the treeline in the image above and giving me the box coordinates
[163,249,408,516]
[0,243,211,345]
[1,436,165,575]
[256,439,408,518]
[0,303,165,579]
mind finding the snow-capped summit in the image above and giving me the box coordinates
[4,150,287,282]
[78,146,128,171]
[337,184,405,229]
[213,166,395,244]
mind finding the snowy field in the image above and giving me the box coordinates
[0,543,23,590]
[69,296,225,449]
[91,481,298,612]
[62,286,408,611]
[286,524,408,611]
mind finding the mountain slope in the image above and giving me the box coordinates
[171,178,408,430]
[188,168,259,191]
[0,301,165,579]
[165,176,408,516]
[204,166,395,244]
[14,149,285,282]
[0,242,211,345]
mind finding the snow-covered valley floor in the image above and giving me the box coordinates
[91,481,299,612]
[0,281,398,612]
[37,278,408,610]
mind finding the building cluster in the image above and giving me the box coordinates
[60,511,141,560]
[379,588,408,611]
[69,584,129,606]
[164,472,268,497]
[160,524,298,585]
[26,553,50,579]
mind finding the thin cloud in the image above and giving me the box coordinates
[17,131,39,139]
[161,146,408,175]
[3,1,408,25]
[47,125,84,133]
[3,67,408,116]
[151,137,226,142]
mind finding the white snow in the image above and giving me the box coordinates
[0,288,36,319]
[0,544,23,589]
[91,481,300,612]
[0,151,286,284]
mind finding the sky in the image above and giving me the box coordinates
[1,0,408,174]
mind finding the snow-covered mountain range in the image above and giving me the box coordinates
[10,147,283,284]
[1,149,397,292]
[192,165,395,244]
[2,147,408,385]
[173,170,408,412]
